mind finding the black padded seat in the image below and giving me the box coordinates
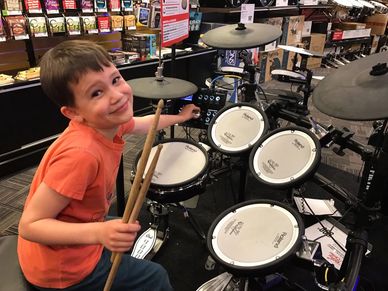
[0,235,37,291]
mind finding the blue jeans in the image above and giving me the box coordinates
[33,248,173,291]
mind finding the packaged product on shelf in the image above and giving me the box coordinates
[109,0,121,11]
[0,74,15,86]
[3,0,23,13]
[62,0,77,10]
[48,16,66,35]
[23,0,42,13]
[0,17,6,41]
[97,15,110,32]
[28,16,48,37]
[150,4,161,29]
[122,33,156,60]
[81,16,98,34]
[122,0,133,11]
[109,51,126,65]
[189,11,202,32]
[5,15,29,40]
[65,16,81,35]
[15,67,40,81]
[136,6,150,26]
[124,14,136,31]
[111,15,123,31]
[44,0,60,14]
[94,0,107,12]
[80,0,94,12]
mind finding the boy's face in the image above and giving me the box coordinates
[66,64,134,137]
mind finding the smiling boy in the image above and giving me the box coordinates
[17,40,199,291]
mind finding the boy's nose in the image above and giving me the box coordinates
[110,89,124,103]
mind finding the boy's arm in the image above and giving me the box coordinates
[19,182,140,252]
[131,103,200,134]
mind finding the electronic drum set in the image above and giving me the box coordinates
[124,22,388,291]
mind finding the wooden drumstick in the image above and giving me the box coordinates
[103,144,163,291]
[111,99,164,263]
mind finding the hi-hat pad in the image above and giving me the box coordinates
[202,23,282,49]
[278,45,323,57]
[313,51,388,121]
[127,77,198,99]
[271,69,306,81]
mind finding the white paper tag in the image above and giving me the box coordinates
[240,4,255,24]
[276,0,288,6]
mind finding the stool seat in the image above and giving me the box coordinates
[0,235,37,291]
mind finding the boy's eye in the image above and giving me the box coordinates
[91,90,102,98]
[112,76,121,84]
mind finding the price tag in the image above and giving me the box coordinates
[240,4,254,24]
[276,0,288,6]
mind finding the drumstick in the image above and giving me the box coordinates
[103,144,163,291]
[111,99,164,263]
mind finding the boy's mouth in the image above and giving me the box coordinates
[110,99,129,114]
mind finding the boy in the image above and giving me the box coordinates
[17,40,200,291]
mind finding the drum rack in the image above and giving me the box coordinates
[252,101,387,290]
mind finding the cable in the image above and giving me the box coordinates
[298,191,353,253]
[256,84,269,103]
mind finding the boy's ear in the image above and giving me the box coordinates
[60,106,84,123]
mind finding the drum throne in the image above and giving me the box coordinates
[0,235,38,291]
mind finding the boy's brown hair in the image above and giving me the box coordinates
[39,40,112,107]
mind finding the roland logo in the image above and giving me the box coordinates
[267,159,279,171]
[365,169,375,191]
[185,145,197,152]
[273,232,287,248]
[292,138,305,150]
[224,219,244,236]
[318,226,334,237]
[223,132,235,141]
[242,112,254,121]
[230,221,244,236]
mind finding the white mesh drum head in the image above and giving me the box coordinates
[211,203,300,267]
[356,0,374,8]
[252,129,318,185]
[331,0,353,7]
[140,141,207,186]
[210,106,266,153]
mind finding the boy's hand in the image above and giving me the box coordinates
[179,104,201,121]
[98,219,141,252]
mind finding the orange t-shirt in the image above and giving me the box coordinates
[17,119,135,289]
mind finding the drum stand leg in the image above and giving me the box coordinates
[175,203,206,242]
[131,201,170,260]
[237,154,249,203]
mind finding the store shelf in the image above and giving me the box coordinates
[326,36,372,47]
[199,4,332,13]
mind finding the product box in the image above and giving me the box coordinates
[281,33,325,70]
[258,48,283,83]
[281,15,305,46]
[311,22,332,34]
[305,33,326,69]
[370,35,380,54]
[122,33,157,60]
[258,17,283,51]
[365,14,388,35]
[336,22,367,30]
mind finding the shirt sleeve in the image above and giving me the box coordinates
[43,149,99,200]
[118,118,135,136]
